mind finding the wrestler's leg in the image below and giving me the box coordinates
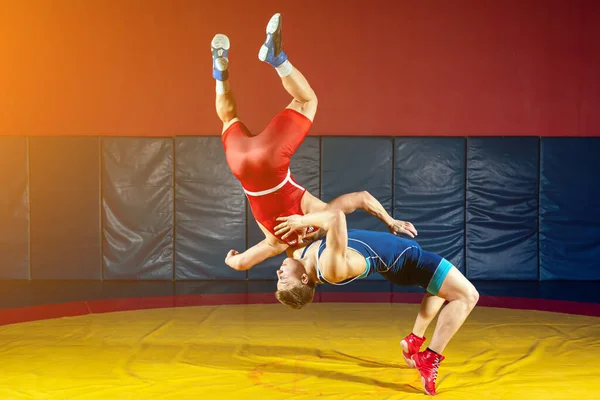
[258,13,318,122]
[212,34,240,133]
[427,266,479,354]
[281,68,318,122]
[413,293,446,338]
[400,289,446,368]
[411,263,478,395]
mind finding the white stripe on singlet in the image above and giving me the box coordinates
[243,169,305,196]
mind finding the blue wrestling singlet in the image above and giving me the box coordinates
[302,229,453,295]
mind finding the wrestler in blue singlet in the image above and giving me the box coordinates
[302,229,453,295]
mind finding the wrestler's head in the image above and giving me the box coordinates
[275,258,316,309]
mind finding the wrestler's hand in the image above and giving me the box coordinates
[225,249,240,269]
[274,215,306,241]
[387,219,418,238]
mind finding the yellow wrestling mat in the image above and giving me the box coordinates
[0,303,598,399]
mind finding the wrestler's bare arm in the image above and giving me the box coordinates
[275,210,349,282]
[303,191,418,238]
[225,238,288,271]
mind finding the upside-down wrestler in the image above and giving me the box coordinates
[211,13,417,270]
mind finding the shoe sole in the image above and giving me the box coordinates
[212,34,230,55]
[258,13,281,61]
[400,340,416,368]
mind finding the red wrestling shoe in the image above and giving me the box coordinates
[400,333,426,368]
[412,349,445,396]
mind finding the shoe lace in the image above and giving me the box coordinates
[430,358,441,383]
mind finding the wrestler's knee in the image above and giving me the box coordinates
[456,279,478,307]
[464,284,479,310]
[437,267,479,309]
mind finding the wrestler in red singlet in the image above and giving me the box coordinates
[222,108,316,245]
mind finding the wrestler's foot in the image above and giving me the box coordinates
[211,34,230,81]
[258,13,288,67]
[412,349,445,396]
[400,333,426,368]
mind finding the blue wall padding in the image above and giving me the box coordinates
[30,137,102,279]
[321,137,393,230]
[0,137,30,279]
[175,137,246,280]
[466,137,539,280]
[4,134,600,283]
[540,137,600,280]
[102,138,174,280]
[394,137,465,273]
[247,137,320,280]
[321,137,393,281]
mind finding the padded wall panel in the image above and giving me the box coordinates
[466,137,539,280]
[322,137,393,281]
[540,138,600,280]
[0,137,30,279]
[30,137,101,279]
[102,138,173,280]
[394,138,465,273]
[321,137,393,229]
[247,137,320,280]
[175,137,246,280]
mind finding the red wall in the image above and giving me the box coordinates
[1,0,598,136]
